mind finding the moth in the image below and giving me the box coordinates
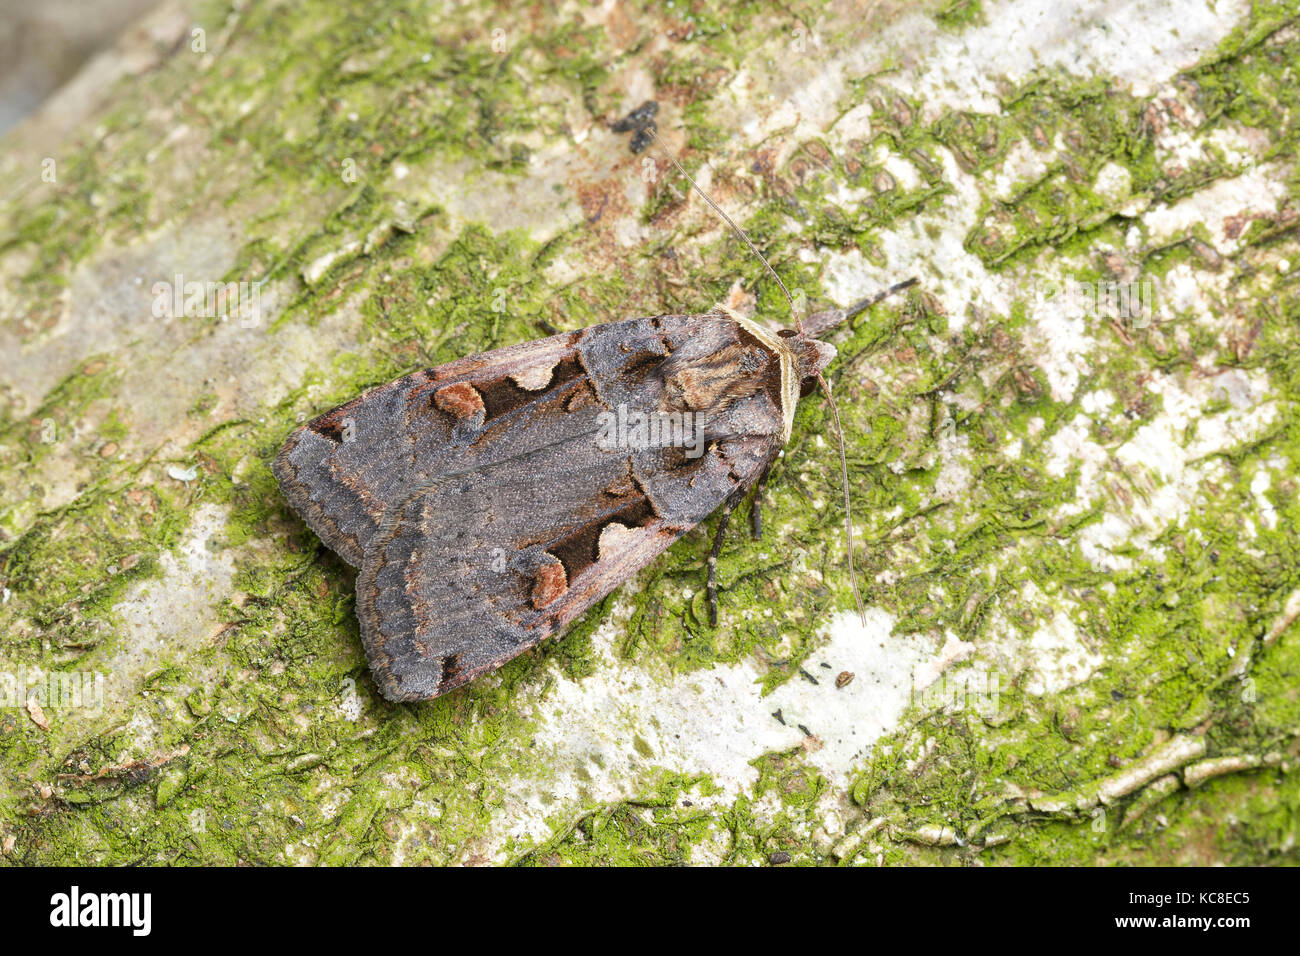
[274,112,915,702]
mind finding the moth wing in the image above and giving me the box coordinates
[272,331,583,566]
[272,315,707,567]
[356,425,781,702]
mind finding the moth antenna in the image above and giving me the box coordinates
[648,127,800,326]
[844,277,920,321]
[803,277,919,339]
[816,370,869,628]
[649,126,900,628]
[810,280,919,628]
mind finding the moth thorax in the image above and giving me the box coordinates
[663,342,774,414]
[730,315,798,443]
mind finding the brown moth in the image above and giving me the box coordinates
[273,109,915,702]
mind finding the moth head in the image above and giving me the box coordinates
[779,329,837,394]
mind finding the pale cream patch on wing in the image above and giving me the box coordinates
[512,362,557,390]
[597,521,641,561]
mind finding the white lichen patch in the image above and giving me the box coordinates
[765,609,954,789]
[1,216,240,414]
[1021,608,1104,696]
[1056,368,1278,570]
[883,0,1249,119]
[989,138,1054,200]
[1251,463,1282,532]
[488,604,796,854]
[472,605,962,860]
[1093,162,1134,206]
[933,431,974,501]
[386,139,602,248]
[104,504,237,720]
[980,587,1102,696]
[819,148,1008,335]
[1142,162,1287,256]
[792,0,1245,318]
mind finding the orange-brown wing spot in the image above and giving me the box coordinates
[477,354,586,420]
[433,382,486,422]
[530,559,569,609]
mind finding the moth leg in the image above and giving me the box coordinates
[749,465,771,540]
[707,495,742,627]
